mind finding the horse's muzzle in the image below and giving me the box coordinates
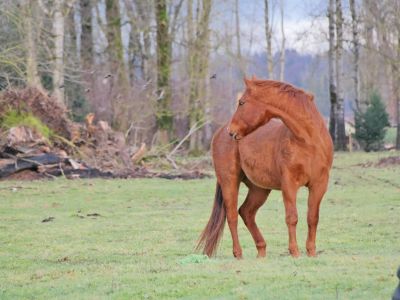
[227,128,241,140]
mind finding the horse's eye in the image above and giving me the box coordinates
[239,100,245,106]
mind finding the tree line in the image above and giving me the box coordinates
[0,0,399,152]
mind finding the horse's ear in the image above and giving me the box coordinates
[252,75,258,80]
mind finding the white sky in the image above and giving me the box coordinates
[237,0,329,54]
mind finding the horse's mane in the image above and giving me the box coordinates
[251,80,314,102]
[249,79,323,128]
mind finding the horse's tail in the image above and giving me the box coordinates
[196,183,226,257]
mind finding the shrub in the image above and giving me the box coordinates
[355,91,390,151]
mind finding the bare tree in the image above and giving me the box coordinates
[234,0,246,75]
[279,0,285,81]
[187,0,213,152]
[53,0,65,104]
[105,0,130,128]
[349,0,360,111]
[392,2,400,149]
[235,0,241,59]
[23,0,43,89]
[155,0,173,143]
[328,0,337,143]
[80,0,93,66]
[396,30,400,149]
[335,0,346,150]
[264,0,273,79]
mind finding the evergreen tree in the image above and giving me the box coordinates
[355,91,390,151]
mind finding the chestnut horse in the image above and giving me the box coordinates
[197,78,333,259]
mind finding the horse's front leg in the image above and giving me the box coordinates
[306,177,329,257]
[282,184,300,257]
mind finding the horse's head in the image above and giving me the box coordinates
[228,78,273,140]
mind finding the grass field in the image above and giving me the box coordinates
[1,152,399,299]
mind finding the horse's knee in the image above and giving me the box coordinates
[286,212,298,226]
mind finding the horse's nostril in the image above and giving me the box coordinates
[229,132,234,137]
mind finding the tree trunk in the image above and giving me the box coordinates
[264,0,273,79]
[396,31,400,150]
[155,0,173,144]
[53,0,65,105]
[65,2,82,113]
[24,0,43,89]
[80,0,93,67]
[328,0,337,143]
[234,0,245,75]
[335,0,346,150]
[80,0,94,109]
[279,0,285,81]
[187,0,197,151]
[187,0,212,152]
[198,0,212,150]
[125,0,153,83]
[106,0,129,129]
[362,0,376,102]
[349,0,360,111]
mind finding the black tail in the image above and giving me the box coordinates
[196,183,226,257]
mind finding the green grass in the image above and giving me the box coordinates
[0,152,399,299]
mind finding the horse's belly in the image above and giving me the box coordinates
[239,146,281,190]
[242,162,281,190]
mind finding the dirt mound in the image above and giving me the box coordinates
[375,156,400,167]
[0,88,74,139]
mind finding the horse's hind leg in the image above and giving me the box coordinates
[212,126,243,258]
[239,183,270,258]
[220,180,242,258]
[306,177,329,257]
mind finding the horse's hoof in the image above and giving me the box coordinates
[289,249,300,258]
[257,249,266,258]
[307,249,317,257]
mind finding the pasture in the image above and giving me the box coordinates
[1,152,399,299]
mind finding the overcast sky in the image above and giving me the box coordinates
[236,0,328,54]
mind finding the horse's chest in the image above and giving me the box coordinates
[239,146,281,190]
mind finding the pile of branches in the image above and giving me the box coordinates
[0,88,209,180]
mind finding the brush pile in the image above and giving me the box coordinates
[0,88,209,180]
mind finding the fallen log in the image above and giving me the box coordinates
[0,153,64,178]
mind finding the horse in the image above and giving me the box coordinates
[197,78,333,259]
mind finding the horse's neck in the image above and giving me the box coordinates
[264,103,322,144]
